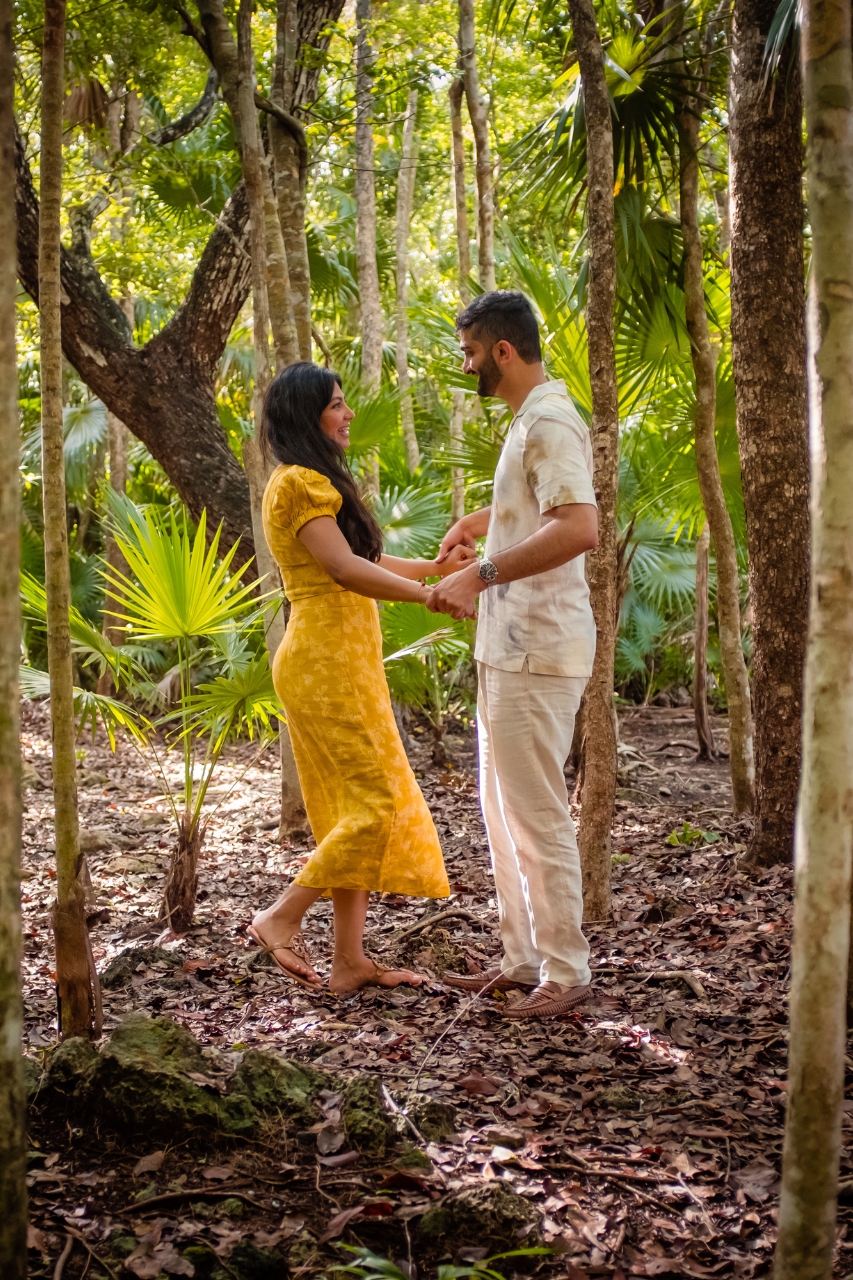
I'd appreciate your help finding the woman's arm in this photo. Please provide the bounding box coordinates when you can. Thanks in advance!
[297,517,434,604]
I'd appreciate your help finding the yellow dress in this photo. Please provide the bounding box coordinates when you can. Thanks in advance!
[262,464,450,899]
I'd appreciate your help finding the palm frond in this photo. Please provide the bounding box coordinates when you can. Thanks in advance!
[375,486,449,558]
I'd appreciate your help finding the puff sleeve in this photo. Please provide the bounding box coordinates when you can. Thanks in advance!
[266,467,342,539]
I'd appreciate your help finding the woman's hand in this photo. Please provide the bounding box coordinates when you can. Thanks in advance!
[434,543,478,578]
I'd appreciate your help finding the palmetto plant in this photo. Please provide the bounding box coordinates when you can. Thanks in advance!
[382,603,474,764]
[101,496,278,934]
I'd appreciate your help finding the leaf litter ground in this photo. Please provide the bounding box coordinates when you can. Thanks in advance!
[20,701,851,1279]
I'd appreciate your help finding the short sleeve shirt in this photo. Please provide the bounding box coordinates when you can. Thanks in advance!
[262,465,344,602]
[474,380,598,678]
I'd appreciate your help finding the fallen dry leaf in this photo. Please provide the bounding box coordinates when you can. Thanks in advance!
[132,1151,165,1177]
[201,1165,233,1181]
[457,1070,502,1096]
[26,1225,46,1251]
[319,1204,365,1243]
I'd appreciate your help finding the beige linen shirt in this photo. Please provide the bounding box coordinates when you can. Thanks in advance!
[475,379,597,678]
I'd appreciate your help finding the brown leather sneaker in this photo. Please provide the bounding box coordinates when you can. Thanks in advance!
[442,965,535,994]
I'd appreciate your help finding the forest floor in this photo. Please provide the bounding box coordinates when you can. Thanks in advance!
[19,698,847,1280]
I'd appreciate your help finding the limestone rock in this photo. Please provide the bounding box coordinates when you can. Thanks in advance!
[341,1075,395,1157]
[419,1181,540,1251]
[230,1050,326,1129]
[100,946,182,990]
[410,1096,457,1142]
[595,1084,644,1111]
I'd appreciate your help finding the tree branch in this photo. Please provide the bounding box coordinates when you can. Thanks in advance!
[146,67,220,146]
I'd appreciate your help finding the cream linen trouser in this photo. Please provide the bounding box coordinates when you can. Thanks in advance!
[477,660,591,989]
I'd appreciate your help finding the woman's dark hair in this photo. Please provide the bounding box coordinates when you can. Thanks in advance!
[261,362,383,562]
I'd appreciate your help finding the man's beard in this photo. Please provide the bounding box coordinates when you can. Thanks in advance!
[476,351,502,398]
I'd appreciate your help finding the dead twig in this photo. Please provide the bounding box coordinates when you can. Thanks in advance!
[553,1152,685,1218]
[53,1235,74,1280]
[391,906,478,942]
[117,1186,258,1213]
[63,1228,120,1280]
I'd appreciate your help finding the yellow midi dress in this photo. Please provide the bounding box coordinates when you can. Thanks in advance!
[262,464,450,899]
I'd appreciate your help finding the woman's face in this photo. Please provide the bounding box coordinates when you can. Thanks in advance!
[319,384,355,449]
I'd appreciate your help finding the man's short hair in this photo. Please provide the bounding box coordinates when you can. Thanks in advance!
[456,290,542,364]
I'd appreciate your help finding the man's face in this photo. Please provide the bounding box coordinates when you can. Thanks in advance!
[459,329,503,398]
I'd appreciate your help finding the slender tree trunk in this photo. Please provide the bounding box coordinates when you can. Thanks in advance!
[0,0,27,1269]
[40,0,100,1038]
[450,391,466,522]
[458,0,495,291]
[693,523,716,759]
[449,76,472,303]
[270,0,312,361]
[729,0,809,864]
[396,89,420,473]
[568,0,619,923]
[774,0,853,1268]
[97,297,131,696]
[355,0,384,391]
[678,106,755,815]
[263,159,299,371]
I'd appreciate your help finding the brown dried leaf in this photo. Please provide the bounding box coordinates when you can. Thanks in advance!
[132,1151,165,1177]
[457,1070,501,1096]
[201,1165,233,1181]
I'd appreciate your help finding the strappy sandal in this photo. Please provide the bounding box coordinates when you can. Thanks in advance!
[246,924,322,991]
[331,960,424,998]
[502,981,592,1020]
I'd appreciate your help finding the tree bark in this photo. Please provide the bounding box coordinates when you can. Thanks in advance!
[458,0,495,292]
[774,0,853,1268]
[693,523,716,759]
[0,0,27,1268]
[449,76,472,304]
[40,0,99,1038]
[450,390,466,522]
[355,0,384,392]
[263,158,300,371]
[270,0,312,361]
[396,89,420,472]
[729,0,809,863]
[568,0,619,923]
[678,100,755,816]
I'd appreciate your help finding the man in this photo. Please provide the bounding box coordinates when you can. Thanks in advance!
[425,290,598,1021]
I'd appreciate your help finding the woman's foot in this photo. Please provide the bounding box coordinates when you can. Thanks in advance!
[329,957,424,996]
[248,913,322,989]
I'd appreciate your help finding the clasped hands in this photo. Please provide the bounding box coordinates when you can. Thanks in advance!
[421,523,486,621]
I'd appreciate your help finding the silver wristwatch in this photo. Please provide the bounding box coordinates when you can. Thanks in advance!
[477,557,499,584]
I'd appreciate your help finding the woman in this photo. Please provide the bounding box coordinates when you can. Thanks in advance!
[248,362,475,995]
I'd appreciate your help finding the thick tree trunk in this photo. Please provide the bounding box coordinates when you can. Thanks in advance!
[679,107,755,816]
[458,0,495,291]
[396,89,420,473]
[449,77,473,303]
[693,523,716,759]
[40,0,99,1038]
[568,0,619,923]
[0,0,27,1269]
[270,0,312,361]
[355,0,384,392]
[774,0,853,1269]
[729,0,809,864]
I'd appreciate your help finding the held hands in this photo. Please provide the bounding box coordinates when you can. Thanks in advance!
[434,543,478,577]
[436,517,477,564]
[424,563,484,620]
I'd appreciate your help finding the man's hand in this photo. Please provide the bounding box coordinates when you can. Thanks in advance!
[435,543,478,577]
[425,563,484,620]
[437,518,477,564]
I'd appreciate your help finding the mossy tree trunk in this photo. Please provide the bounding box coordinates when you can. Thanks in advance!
[40,0,100,1038]
[678,64,755,815]
[774,0,853,1270]
[568,0,619,923]
[396,88,420,473]
[0,0,27,1269]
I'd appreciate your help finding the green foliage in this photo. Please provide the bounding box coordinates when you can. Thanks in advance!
[328,1244,551,1280]
[666,821,722,847]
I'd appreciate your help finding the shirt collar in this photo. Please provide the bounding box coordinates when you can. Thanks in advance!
[514,379,568,418]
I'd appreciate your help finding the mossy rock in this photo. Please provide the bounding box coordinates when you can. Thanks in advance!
[218,1239,289,1279]
[44,1036,99,1096]
[410,1096,457,1142]
[179,1245,216,1277]
[396,1144,432,1170]
[342,1075,395,1157]
[230,1050,326,1129]
[100,946,182,990]
[286,1233,319,1271]
[595,1085,644,1112]
[91,1015,256,1138]
[419,1181,540,1251]
[22,1055,45,1100]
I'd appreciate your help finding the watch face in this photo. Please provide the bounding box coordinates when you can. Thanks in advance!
[479,559,498,582]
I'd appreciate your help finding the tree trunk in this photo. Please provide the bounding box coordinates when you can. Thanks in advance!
[162,817,201,936]
[396,89,420,473]
[97,296,132,697]
[774,0,853,1268]
[0,0,27,1268]
[355,0,384,392]
[270,0,312,360]
[40,0,99,1038]
[263,158,300,371]
[568,0,619,923]
[729,0,809,864]
[450,390,466,522]
[678,105,755,816]
[449,76,472,303]
[458,0,495,291]
[693,523,716,759]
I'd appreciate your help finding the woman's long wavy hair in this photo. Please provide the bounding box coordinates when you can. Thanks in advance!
[261,362,383,562]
